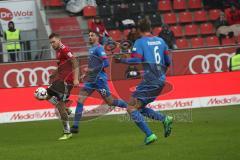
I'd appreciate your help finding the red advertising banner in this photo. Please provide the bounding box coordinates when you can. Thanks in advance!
[171,46,237,75]
[0,46,238,88]
[0,60,57,88]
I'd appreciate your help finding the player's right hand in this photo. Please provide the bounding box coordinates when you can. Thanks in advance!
[73,79,80,87]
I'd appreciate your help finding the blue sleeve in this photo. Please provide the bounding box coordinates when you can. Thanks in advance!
[163,42,171,67]
[164,54,171,67]
[102,58,109,68]
[97,46,109,68]
[120,57,142,64]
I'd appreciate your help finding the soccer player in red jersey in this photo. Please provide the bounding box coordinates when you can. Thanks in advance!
[47,33,79,140]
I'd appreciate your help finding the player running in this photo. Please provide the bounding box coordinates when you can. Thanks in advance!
[47,33,79,140]
[115,19,173,145]
[70,31,127,133]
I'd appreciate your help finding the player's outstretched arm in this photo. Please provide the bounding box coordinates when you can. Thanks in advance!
[114,54,142,64]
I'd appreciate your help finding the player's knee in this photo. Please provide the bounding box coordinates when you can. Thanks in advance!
[56,103,68,121]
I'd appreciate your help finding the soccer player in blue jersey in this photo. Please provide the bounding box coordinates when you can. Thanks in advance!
[70,31,127,133]
[116,19,173,145]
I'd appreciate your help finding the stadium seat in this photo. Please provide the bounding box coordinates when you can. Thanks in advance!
[200,23,214,35]
[109,0,122,4]
[178,11,193,23]
[113,4,122,15]
[83,6,97,17]
[188,0,202,10]
[108,29,122,41]
[149,14,162,27]
[152,27,162,36]
[98,5,112,17]
[205,36,220,47]
[143,1,157,13]
[185,24,198,36]
[209,9,221,21]
[158,0,172,12]
[173,0,187,11]
[170,25,184,37]
[103,17,117,30]
[221,37,236,45]
[128,2,141,15]
[190,37,204,48]
[42,0,63,7]
[163,13,177,25]
[176,39,189,48]
[96,0,109,5]
[193,10,208,22]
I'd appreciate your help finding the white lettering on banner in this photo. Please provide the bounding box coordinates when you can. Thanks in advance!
[0,8,13,20]
[207,97,240,105]
[1,12,10,18]
[189,53,234,74]
[10,111,57,121]
[3,66,57,88]
[148,100,194,110]
[174,100,193,108]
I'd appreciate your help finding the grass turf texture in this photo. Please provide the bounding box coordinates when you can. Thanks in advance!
[0,105,239,160]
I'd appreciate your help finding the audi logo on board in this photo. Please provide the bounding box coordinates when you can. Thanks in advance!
[188,53,234,74]
[3,66,57,88]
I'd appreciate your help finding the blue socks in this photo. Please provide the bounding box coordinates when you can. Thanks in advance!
[140,107,166,122]
[113,99,127,108]
[73,102,83,128]
[130,110,152,137]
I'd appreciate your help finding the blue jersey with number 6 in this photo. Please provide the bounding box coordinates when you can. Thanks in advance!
[131,36,170,84]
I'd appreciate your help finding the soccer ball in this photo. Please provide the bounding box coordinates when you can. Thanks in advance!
[34,87,48,100]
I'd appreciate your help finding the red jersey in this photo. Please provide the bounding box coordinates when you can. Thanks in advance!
[56,44,74,84]
[90,21,108,36]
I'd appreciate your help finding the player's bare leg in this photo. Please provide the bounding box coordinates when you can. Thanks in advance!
[56,101,72,140]
[102,95,127,110]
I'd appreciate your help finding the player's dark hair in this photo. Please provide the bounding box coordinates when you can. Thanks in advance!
[89,30,100,37]
[49,32,60,39]
[138,18,151,33]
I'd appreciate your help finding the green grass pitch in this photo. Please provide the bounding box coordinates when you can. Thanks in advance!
[0,105,239,160]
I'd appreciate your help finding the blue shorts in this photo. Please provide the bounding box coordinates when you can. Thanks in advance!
[83,77,111,97]
[132,80,164,107]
